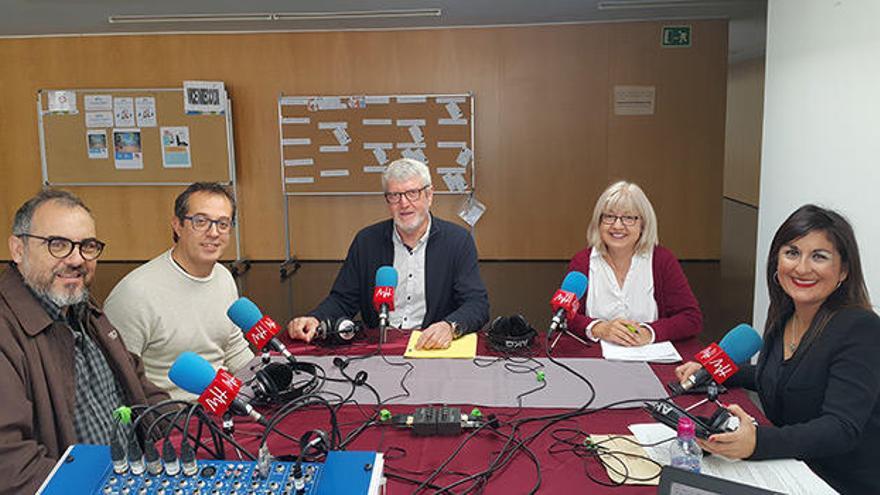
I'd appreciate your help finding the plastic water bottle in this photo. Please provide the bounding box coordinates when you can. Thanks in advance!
[669,416,702,473]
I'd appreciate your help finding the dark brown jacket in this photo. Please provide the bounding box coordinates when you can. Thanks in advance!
[0,265,169,494]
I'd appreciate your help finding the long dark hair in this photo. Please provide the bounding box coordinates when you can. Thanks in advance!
[765,204,872,337]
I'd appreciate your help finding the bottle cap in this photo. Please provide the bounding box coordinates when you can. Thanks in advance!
[677,416,696,439]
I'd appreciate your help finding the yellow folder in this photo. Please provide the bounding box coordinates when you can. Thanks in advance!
[404,331,478,359]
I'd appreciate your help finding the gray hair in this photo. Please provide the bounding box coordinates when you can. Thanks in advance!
[586,180,659,256]
[381,158,432,191]
[12,189,92,236]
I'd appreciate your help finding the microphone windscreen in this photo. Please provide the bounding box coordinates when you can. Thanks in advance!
[227,297,263,330]
[561,271,588,299]
[718,323,763,364]
[168,352,216,395]
[375,265,398,288]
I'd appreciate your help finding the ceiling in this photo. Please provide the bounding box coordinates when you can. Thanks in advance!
[1,0,767,60]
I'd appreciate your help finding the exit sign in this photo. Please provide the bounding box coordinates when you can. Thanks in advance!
[662,26,691,47]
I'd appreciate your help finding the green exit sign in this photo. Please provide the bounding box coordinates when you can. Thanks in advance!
[662,25,691,47]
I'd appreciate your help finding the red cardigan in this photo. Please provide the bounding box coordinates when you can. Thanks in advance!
[566,245,703,342]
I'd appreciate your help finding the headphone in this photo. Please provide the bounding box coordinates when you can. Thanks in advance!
[486,314,538,353]
[314,317,364,346]
[250,361,322,406]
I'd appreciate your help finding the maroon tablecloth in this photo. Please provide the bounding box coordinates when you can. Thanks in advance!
[208,330,765,494]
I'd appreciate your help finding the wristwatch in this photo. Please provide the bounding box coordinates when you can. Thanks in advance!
[446,320,463,339]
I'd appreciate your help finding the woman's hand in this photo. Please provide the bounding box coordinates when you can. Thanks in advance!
[696,404,757,459]
[674,361,702,383]
[593,319,651,346]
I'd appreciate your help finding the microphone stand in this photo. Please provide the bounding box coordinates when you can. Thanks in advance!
[549,320,592,351]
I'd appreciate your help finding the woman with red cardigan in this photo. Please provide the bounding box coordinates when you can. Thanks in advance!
[566,181,702,346]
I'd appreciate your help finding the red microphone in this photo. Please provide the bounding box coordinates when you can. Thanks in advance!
[373,266,398,328]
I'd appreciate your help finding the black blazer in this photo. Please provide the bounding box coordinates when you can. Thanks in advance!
[308,216,489,333]
[730,308,880,494]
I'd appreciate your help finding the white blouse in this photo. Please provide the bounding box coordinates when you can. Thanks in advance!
[584,248,658,342]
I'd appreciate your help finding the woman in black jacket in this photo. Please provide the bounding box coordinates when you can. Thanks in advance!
[676,204,880,494]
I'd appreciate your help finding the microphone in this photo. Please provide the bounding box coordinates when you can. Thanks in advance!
[372,266,398,328]
[548,271,588,336]
[670,323,763,395]
[228,297,296,364]
[169,352,266,424]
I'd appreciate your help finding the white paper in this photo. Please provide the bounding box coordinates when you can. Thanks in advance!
[458,195,485,227]
[47,90,77,113]
[86,130,108,159]
[437,167,467,175]
[308,97,344,111]
[408,125,424,144]
[184,80,226,114]
[84,94,112,111]
[401,148,428,164]
[439,118,468,126]
[113,97,135,127]
[436,96,466,104]
[371,147,388,165]
[284,158,314,167]
[396,96,426,104]
[280,96,309,106]
[332,127,351,146]
[396,143,426,149]
[85,111,114,128]
[363,165,387,173]
[135,96,157,127]
[601,340,682,363]
[285,177,314,184]
[113,128,142,169]
[456,147,474,166]
[318,122,347,129]
[282,138,311,146]
[320,169,350,177]
[282,117,310,124]
[160,126,191,168]
[365,96,390,105]
[320,145,348,153]
[363,119,392,126]
[363,142,393,150]
[442,173,468,192]
[614,85,656,116]
[628,423,837,495]
[445,102,463,120]
[397,119,426,127]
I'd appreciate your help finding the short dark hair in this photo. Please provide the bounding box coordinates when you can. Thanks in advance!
[13,189,91,236]
[172,182,236,242]
[765,204,872,338]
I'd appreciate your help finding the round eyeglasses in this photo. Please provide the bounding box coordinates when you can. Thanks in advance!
[600,214,640,226]
[17,234,106,260]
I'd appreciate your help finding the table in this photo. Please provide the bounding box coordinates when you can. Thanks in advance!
[210,330,765,494]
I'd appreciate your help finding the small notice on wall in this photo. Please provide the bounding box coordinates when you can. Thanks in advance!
[613,86,656,116]
[113,128,143,169]
[46,90,77,114]
[183,81,226,114]
[160,126,191,168]
[86,130,108,159]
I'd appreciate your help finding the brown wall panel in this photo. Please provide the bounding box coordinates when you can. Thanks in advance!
[0,21,727,261]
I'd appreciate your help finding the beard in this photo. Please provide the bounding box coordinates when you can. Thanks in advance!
[394,211,427,235]
[20,259,91,307]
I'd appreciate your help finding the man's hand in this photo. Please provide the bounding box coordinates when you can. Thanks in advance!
[593,319,650,346]
[415,321,455,350]
[287,316,320,343]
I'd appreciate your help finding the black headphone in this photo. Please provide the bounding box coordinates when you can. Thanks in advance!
[486,314,537,353]
[314,317,364,346]
[250,361,322,406]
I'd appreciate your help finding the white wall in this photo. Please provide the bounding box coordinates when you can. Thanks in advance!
[754,0,880,331]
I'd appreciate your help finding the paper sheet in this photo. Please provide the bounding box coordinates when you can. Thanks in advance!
[601,340,682,363]
[589,434,661,485]
[628,423,838,495]
[404,331,477,359]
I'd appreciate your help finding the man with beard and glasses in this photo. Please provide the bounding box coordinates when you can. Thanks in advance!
[0,190,169,495]
[286,158,489,350]
[104,182,253,400]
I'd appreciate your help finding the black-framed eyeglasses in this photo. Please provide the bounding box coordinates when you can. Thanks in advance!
[183,214,233,233]
[600,213,640,226]
[17,234,106,260]
[384,185,430,204]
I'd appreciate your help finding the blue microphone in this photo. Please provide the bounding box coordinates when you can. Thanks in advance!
[228,297,297,364]
[169,352,266,423]
[672,324,763,394]
[549,271,589,335]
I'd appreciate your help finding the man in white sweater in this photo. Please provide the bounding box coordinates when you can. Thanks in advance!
[104,182,254,400]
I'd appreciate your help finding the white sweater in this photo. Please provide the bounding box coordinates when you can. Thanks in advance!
[104,250,254,400]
